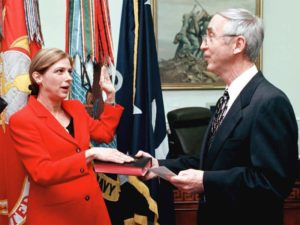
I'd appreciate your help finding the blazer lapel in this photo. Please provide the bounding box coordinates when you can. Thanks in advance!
[62,101,84,143]
[28,96,78,145]
[203,102,242,169]
[200,122,211,169]
[202,72,265,169]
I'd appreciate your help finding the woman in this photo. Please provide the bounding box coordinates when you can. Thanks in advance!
[9,48,132,224]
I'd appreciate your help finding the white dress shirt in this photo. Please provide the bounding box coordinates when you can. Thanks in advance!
[223,65,258,117]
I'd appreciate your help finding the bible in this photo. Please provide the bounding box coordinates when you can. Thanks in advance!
[93,157,152,176]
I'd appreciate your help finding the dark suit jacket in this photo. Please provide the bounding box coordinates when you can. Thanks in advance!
[161,72,298,225]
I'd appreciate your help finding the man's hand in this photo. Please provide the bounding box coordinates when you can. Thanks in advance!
[170,169,204,194]
[135,150,159,180]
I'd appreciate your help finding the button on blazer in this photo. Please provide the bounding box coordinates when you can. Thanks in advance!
[9,96,124,225]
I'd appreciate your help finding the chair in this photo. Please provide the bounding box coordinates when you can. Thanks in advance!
[162,107,211,225]
[167,107,211,159]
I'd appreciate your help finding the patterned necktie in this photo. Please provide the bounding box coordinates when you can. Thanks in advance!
[208,89,230,149]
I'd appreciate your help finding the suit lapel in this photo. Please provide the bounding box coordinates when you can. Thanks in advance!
[203,102,242,169]
[62,101,84,143]
[200,121,211,169]
[202,72,265,169]
[45,116,77,144]
[28,96,78,145]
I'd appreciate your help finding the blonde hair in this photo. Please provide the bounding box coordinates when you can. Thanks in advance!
[29,48,73,95]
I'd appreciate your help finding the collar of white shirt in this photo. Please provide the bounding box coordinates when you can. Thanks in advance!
[224,65,258,116]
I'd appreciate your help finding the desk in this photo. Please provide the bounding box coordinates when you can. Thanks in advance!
[173,180,300,225]
[284,180,300,225]
[173,190,199,225]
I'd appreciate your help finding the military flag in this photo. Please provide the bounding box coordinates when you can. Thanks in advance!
[66,1,161,224]
[66,0,114,108]
[116,0,168,159]
[107,0,170,224]
[0,0,43,224]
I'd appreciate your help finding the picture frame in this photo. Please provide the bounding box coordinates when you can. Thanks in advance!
[151,0,263,90]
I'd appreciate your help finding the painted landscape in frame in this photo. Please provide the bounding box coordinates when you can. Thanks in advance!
[152,0,262,90]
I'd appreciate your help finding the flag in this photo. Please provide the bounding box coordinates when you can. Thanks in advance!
[116,0,168,159]
[112,0,171,224]
[66,0,114,107]
[66,0,95,104]
[0,0,42,224]
[66,1,162,224]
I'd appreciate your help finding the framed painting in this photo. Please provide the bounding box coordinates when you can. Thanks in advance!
[151,0,262,90]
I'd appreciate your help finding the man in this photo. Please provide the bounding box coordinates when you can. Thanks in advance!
[137,8,298,225]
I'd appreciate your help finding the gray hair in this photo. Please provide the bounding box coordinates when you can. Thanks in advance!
[217,8,264,62]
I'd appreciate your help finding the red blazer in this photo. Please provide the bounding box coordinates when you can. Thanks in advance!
[9,96,124,225]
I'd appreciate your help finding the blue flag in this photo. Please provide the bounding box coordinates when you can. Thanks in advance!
[116,0,168,159]
[112,1,172,224]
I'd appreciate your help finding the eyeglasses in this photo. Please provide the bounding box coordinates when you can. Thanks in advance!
[201,34,237,45]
